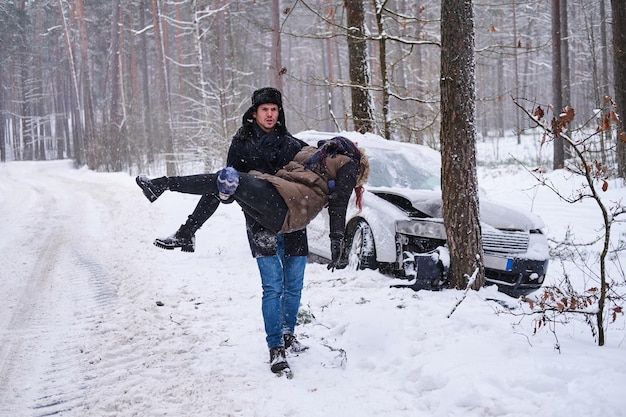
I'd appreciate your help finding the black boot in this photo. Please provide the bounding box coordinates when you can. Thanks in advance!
[136,174,169,203]
[154,219,197,252]
[284,333,309,353]
[269,347,292,378]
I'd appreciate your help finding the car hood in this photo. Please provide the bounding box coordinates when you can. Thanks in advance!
[368,188,545,232]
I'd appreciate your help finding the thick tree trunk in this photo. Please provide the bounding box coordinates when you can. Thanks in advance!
[440,0,484,290]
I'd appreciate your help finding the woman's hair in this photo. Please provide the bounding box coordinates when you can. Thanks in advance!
[356,149,370,187]
[354,148,370,212]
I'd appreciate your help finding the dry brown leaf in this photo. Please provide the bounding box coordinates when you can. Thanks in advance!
[562,106,575,123]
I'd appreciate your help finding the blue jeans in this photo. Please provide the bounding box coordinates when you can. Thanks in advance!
[256,235,307,349]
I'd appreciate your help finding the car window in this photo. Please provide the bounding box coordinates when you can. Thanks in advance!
[366,149,441,191]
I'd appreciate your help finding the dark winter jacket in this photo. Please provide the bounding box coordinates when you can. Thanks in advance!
[227,117,306,175]
[252,146,358,238]
[227,120,309,257]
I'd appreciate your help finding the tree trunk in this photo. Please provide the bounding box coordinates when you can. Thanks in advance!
[151,0,176,175]
[598,0,610,163]
[57,0,84,166]
[440,0,485,290]
[513,0,521,144]
[215,0,229,138]
[561,0,572,158]
[0,44,5,162]
[552,0,564,169]
[76,0,96,168]
[374,2,390,139]
[109,0,124,171]
[138,0,154,164]
[270,0,283,89]
[345,0,374,133]
[561,0,571,108]
[612,0,626,178]
[324,0,339,131]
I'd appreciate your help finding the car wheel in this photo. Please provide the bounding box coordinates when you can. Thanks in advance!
[346,220,377,270]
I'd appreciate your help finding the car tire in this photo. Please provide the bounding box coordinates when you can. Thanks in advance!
[345,220,377,270]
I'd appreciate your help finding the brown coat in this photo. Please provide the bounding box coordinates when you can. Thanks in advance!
[250,146,354,233]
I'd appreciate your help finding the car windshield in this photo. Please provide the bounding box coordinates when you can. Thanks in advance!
[365,148,441,191]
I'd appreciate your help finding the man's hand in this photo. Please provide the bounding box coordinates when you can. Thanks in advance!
[327,238,343,271]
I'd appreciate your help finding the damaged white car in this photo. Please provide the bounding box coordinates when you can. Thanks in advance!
[297,131,550,297]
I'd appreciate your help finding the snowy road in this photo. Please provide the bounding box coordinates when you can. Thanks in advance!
[0,161,126,415]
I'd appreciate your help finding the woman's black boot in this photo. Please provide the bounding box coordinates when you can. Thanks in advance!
[136,175,169,203]
[153,218,198,252]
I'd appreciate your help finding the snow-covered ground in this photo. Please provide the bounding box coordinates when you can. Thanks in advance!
[0,134,625,416]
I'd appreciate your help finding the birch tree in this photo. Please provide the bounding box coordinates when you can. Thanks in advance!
[57,0,84,166]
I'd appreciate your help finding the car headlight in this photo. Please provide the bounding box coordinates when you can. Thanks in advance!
[395,219,447,240]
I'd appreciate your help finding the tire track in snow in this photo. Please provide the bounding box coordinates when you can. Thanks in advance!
[0,162,118,416]
[28,244,118,417]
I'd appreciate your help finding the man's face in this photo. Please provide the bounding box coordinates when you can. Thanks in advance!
[253,103,279,133]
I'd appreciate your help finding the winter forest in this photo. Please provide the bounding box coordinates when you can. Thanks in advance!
[1,0,624,178]
[2,1,626,404]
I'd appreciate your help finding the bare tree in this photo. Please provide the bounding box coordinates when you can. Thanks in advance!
[612,0,626,177]
[345,0,374,133]
[270,0,283,89]
[552,0,565,169]
[109,0,124,171]
[76,0,96,168]
[373,0,391,139]
[151,0,175,176]
[57,0,84,166]
[138,0,154,164]
[514,99,626,347]
[440,0,484,290]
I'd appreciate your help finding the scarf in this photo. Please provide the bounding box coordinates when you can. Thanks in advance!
[304,136,361,174]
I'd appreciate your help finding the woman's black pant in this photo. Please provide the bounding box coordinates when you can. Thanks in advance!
[167,173,288,233]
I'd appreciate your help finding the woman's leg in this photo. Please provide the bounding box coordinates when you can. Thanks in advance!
[167,173,220,195]
[234,174,289,233]
[170,172,290,233]
[139,171,289,233]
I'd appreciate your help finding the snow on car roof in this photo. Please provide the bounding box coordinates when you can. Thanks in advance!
[295,130,442,191]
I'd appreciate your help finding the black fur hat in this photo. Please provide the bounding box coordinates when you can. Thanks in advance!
[242,87,287,134]
[251,87,283,109]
